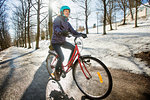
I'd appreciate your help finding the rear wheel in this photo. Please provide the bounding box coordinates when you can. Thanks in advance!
[73,56,112,99]
[46,53,58,78]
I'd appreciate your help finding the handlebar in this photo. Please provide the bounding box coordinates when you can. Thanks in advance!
[66,33,87,44]
[74,37,78,44]
[74,36,87,44]
[67,35,87,53]
[66,35,78,44]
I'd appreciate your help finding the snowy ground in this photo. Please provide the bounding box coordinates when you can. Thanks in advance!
[69,17,150,76]
[1,17,150,76]
[0,17,150,100]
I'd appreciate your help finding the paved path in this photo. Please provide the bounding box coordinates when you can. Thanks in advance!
[0,47,150,100]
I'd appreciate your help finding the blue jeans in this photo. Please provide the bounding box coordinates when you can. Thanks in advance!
[52,42,75,71]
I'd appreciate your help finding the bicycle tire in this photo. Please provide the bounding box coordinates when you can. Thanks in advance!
[46,53,57,78]
[73,56,112,99]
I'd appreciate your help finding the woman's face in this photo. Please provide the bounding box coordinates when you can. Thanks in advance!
[63,9,70,17]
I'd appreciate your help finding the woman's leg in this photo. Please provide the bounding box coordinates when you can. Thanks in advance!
[62,42,75,62]
[52,44,64,71]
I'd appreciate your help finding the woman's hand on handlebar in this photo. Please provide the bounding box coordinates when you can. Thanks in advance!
[81,33,87,38]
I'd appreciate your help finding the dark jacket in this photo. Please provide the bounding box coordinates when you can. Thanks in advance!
[51,16,81,44]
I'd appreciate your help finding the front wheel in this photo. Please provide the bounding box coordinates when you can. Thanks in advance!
[73,56,112,99]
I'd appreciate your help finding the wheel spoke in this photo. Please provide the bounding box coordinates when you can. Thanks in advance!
[46,54,58,78]
[73,56,112,99]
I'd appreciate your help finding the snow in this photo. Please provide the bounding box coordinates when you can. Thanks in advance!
[68,17,150,76]
[1,17,150,76]
[80,17,150,75]
[0,49,9,61]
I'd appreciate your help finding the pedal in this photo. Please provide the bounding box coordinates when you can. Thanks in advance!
[61,71,66,78]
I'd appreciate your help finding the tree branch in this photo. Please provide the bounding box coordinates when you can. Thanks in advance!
[0,0,6,9]
[40,14,48,23]
[31,1,38,11]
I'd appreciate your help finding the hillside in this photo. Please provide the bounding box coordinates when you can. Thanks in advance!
[1,17,150,76]
[70,17,150,76]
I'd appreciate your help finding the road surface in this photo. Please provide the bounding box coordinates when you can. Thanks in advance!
[0,47,150,100]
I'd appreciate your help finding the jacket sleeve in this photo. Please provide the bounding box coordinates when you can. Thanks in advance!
[53,17,62,35]
[68,23,82,37]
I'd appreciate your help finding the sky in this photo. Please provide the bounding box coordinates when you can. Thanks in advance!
[6,0,149,39]
[42,0,150,29]
[6,0,20,39]
[44,0,112,29]
[142,0,149,3]
[7,0,98,37]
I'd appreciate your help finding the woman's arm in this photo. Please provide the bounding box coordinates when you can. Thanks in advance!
[68,23,82,37]
[53,17,62,35]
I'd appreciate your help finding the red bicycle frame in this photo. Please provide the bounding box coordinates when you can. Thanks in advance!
[50,37,92,79]
[59,40,92,79]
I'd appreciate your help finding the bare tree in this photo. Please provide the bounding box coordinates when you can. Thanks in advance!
[20,0,28,48]
[0,0,11,50]
[31,0,48,49]
[97,0,123,34]
[135,0,142,27]
[12,0,32,48]
[45,19,48,40]
[117,0,128,25]
[106,0,114,30]
[135,0,138,27]
[48,0,53,50]
[41,19,48,40]
[12,8,21,47]
[97,0,108,35]
[36,0,40,49]
[103,0,107,35]
[41,29,45,40]
[128,0,134,20]
[72,0,91,34]
[27,0,32,48]
[98,0,119,32]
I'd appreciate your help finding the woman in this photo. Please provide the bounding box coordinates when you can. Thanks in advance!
[51,6,87,81]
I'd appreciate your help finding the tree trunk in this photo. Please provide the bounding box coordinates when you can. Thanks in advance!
[17,17,20,47]
[109,19,113,30]
[118,0,127,25]
[103,0,106,35]
[71,0,90,34]
[24,16,27,48]
[1,22,5,49]
[109,0,113,30]
[48,0,53,50]
[21,29,24,47]
[0,30,3,49]
[129,7,133,20]
[21,20,24,47]
[36,0,40,49]
[17,32,19,47]
[85,16,88,34]
[27,0,31,48]
[85,0,89,34]
[135,0,138,27]
[128,0,134,20]
[123,8,126,25]
[46,20,48,40]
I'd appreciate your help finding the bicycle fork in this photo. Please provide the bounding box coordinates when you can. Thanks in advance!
[78,58,92,80]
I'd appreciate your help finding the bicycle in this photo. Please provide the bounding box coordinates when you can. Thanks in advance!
[46,36,112,99]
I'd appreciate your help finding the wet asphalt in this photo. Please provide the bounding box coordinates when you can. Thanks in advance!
[0,47,150,100]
